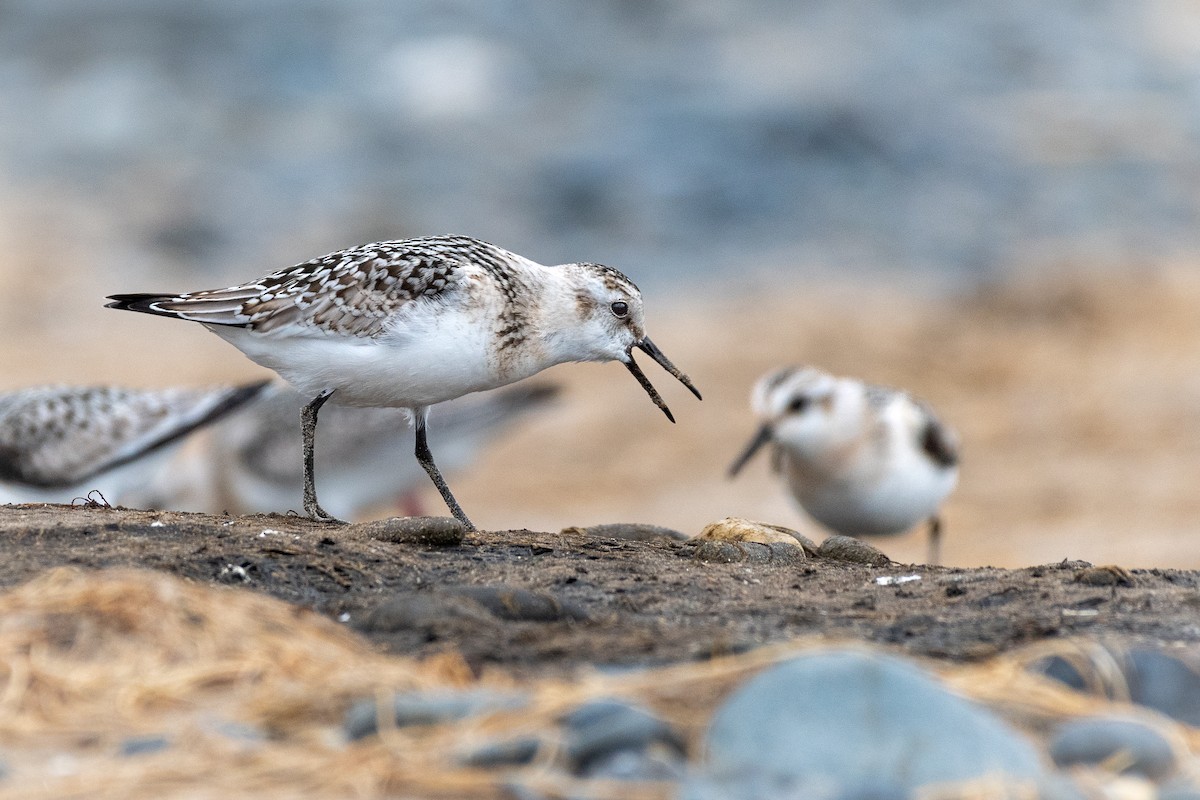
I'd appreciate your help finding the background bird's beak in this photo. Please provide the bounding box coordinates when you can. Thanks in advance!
[728,424,773,477]
[624,336,702,423]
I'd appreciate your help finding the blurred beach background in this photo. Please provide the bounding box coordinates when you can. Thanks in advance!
[1,1,1199,568]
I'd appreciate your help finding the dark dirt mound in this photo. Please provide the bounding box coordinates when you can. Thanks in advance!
[3,504,1197,676]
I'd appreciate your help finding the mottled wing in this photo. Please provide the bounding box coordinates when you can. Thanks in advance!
[0,383,269,488]
[111,241,469,339]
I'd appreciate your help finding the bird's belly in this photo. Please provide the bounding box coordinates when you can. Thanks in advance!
[209,322,539,409]
[787,462,958,537]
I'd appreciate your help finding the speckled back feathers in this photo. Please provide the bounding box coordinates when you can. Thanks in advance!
[109,236,543,339]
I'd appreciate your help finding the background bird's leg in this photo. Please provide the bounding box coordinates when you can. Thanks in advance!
[413,407,475,531]
[927,515,942,566]
[301,389,343,522]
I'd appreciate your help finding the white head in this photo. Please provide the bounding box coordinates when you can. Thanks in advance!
[558,262,702,422]
[729,366,867,473]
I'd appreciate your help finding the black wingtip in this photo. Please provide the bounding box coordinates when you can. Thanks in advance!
[105,293,181,318]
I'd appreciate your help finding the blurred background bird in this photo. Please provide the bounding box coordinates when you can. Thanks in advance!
[147,382,559,521]
[0,382,269,507]
[729,366,958,565]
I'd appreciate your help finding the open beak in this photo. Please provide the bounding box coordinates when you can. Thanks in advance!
[728,423,773,477]
[623,336,702,423]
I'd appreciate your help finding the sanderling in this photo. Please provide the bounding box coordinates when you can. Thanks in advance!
[107,235,700,529]
[154,382,558,520]
[729,366,958,564]
[0,382,269,507]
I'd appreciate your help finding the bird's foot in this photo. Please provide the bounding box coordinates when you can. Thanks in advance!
[304,501,347,525]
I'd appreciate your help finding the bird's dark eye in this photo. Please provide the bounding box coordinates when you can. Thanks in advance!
[787,396,810,414]
[610,301,629,318]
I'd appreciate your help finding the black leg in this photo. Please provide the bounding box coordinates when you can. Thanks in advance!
[301,389,343,523]
[414,410,475,531]
[927,515,942,566]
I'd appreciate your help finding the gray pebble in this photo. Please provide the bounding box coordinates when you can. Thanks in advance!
[351,515,465,546]
[120,735,171,756]
[562,523,689,542]
[562,698,685,776]
[817,536,891,565]
[1049,716,1175,779]
[460,736,541,768]
[344,689,529,741]
[696,650,1044,796]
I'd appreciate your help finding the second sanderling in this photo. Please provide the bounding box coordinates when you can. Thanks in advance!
[107,235,700,529]
[152,382,558,520]
[0,382,269,507]
[729,365,958,564]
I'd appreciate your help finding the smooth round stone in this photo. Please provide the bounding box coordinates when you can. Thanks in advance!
[351,516,466,546]
[562,698,685,775]
[817,536,890,566]
[1049,716,1176,780]
[697,650,1045,795]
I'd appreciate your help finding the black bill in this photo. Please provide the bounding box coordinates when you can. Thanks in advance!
[728,423,773,477]
[623,336,702,423]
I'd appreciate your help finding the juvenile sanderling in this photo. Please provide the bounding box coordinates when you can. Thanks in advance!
[107,235,700,529]
[728,366,958,564]
[0,382,269,507]
[152,382,558,520]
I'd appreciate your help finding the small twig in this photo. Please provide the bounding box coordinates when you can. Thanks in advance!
[70,490,112,509]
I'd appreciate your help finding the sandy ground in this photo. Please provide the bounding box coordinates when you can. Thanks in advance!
[3,263,1200,568]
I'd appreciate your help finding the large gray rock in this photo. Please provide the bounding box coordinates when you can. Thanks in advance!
[689,649,1045,798]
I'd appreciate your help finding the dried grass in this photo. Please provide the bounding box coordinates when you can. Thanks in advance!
[0,569,1194,799]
